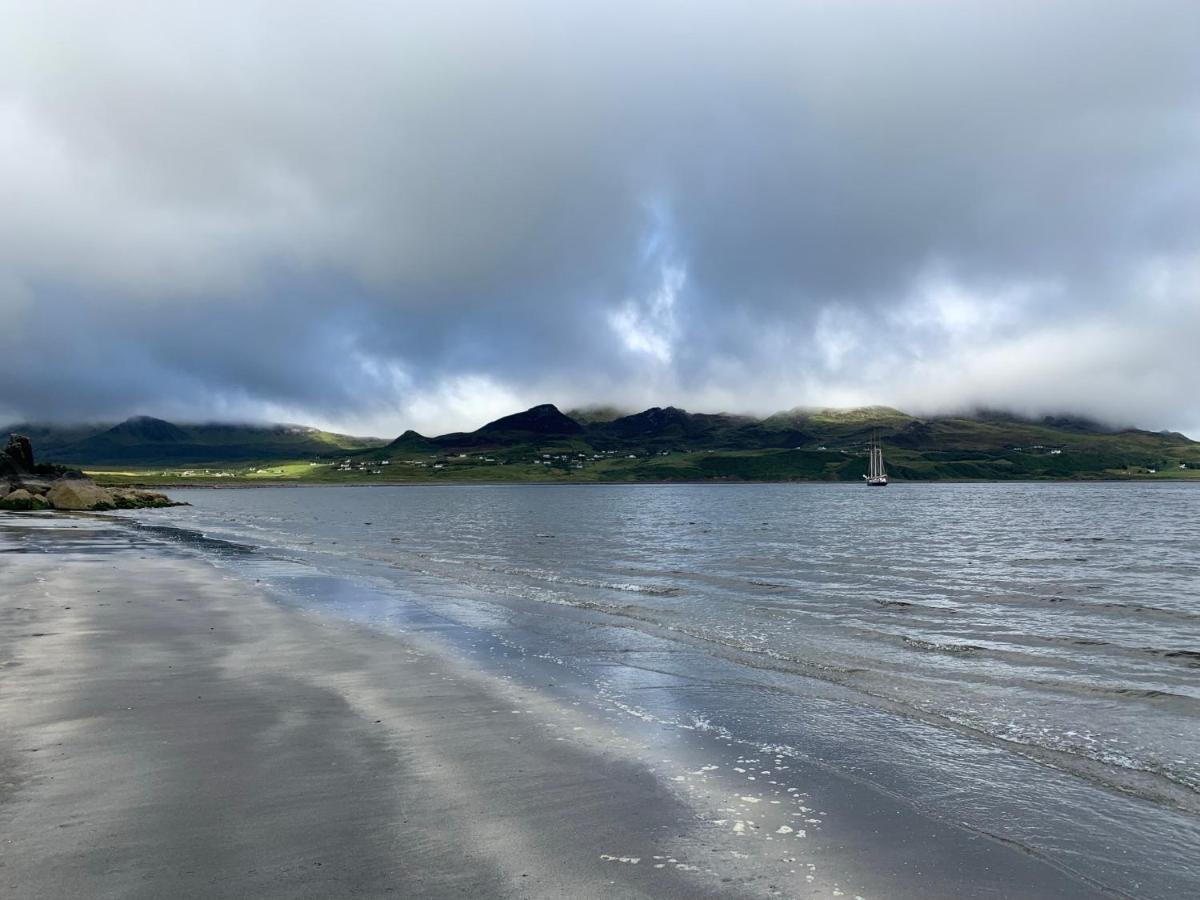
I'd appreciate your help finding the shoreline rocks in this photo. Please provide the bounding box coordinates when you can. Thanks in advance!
[45,479,114,511]
[0,488,49,511]
[1,434,182,512]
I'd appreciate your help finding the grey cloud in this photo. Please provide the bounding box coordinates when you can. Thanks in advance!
[1,1,1198,436]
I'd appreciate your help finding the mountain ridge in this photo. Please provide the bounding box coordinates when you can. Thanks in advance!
[7,405,1197,479]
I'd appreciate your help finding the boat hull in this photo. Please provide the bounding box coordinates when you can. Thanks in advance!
[866,476,888,486]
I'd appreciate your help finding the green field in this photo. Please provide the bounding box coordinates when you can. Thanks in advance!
[89,441,1200,487]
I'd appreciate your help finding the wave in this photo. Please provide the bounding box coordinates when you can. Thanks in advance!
[1030,633,1200,671]
[1151,648,1200,667]
[936,706,1200,806]
[902,636,983,653]
[1101,601,1200,623]
[1027,678,1196,704]
[409,553,682,596]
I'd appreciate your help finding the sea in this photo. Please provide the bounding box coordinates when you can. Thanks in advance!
[123,482,1200,896]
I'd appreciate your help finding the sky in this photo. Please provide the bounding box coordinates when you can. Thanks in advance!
[2,1,1199,438]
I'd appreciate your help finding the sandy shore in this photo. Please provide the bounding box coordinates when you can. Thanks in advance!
[0,512,1105,898]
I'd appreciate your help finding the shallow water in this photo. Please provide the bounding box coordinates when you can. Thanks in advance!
[128,482,1200,895]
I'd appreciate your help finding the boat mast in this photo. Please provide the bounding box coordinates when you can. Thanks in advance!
[866,430,884,481]
[864,429,888,484]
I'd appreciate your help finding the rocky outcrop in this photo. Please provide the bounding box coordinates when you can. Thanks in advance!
[1,433,181,512]
[2,434,34,472]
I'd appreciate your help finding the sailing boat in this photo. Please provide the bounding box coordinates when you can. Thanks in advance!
[864,432,888,486]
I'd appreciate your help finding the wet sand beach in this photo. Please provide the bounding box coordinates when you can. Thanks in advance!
[0,512,1114,898]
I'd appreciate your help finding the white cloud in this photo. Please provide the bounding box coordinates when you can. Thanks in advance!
[608,265,685,364]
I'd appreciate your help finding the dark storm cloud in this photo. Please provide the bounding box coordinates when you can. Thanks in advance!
[2,1,1199,436]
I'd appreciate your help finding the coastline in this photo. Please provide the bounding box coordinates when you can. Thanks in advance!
[89,476,1200,489]
[0,511,1121,897]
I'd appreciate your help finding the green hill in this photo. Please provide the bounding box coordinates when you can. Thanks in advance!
[383,430,440,454]
[370,403,1199,482]
[4,417,385,465]
[10,405,1199,483]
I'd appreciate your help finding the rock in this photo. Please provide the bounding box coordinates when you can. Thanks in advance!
[3,434,34,472]
[1,488,49,511]
[2,434,79,481]
[111,489,177,509]
[46,480,116,511]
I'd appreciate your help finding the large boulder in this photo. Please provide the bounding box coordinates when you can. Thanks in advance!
[45,480,116,511]
[1,488,49,511]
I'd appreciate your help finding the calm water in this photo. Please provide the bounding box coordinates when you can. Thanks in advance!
[129,482,1200,895]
